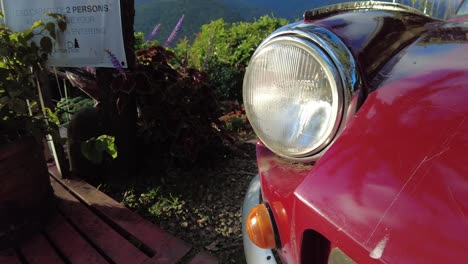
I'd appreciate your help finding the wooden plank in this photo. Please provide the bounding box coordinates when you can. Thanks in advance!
[0,249,21,264]
[50,177,149,264]
[45,213,108,264]
[143,236,196,264]
[20,232,64,264]
[188,251,219,264]
[49,169,191,263]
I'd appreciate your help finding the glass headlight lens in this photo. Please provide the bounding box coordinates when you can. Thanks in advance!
[243,36,343,158]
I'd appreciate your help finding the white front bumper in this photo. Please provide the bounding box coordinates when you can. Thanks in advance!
[242,175,278,264]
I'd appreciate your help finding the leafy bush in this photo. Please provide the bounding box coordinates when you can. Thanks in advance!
[204,59,245,101]
[134,45,225,167]
[178,15,288,100]
[134,31,159,51]
[134,31,146,50]
[0,13,66,144]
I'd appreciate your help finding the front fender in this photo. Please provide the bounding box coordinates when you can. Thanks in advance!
[293,21,468,263]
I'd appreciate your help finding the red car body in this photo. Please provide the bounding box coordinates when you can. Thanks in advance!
[243,2,468,263]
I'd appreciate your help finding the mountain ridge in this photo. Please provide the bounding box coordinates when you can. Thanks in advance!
[134,0,348,45]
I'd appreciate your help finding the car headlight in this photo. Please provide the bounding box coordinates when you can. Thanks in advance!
[243,27,360,160]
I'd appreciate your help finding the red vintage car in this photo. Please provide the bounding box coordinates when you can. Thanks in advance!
[242,1,468,263]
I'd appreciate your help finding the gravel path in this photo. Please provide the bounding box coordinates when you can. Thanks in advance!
[97,143,258,263]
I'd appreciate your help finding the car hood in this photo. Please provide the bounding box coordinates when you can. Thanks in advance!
[293,21,468,263]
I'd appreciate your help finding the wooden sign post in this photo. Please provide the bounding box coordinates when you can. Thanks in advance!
[95,0,136,178]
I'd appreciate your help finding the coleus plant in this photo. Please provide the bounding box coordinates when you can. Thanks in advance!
[134,45,225,166]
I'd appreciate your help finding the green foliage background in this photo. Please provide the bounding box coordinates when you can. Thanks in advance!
[133,0,351,46]
[134,0,243,47]
[177,15,288,100]
[135,15,287,101]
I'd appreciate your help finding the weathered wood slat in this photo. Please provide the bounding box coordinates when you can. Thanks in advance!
[20,232,64,264]
[45,213,108,264]
[188,251,219,264]
[49,168,191,263]
[151,236,194,264]
[50,177,149,264]
[142,236,196,264]
[0,249,21,264]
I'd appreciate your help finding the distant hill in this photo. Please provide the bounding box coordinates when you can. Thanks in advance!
[133,0,356,45]
[134,0,242,45]
[135,0,153,5]
[220,0,347,21]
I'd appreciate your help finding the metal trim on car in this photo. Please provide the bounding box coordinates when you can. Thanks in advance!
[242,175,278,264]
[251,24,362,162]
[257,25,361,95]
[246,35,345,159]
[304,1,429,21]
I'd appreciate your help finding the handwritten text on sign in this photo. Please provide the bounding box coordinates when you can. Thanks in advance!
[1,0,127,68]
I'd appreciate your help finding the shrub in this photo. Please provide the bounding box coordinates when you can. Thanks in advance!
[134,46,226,167]
[0,12,66,144]
[134,31,159,51]
[203,59,244,101]
[179,15,288,101]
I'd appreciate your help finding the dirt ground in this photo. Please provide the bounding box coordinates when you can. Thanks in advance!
[95,142,258,263]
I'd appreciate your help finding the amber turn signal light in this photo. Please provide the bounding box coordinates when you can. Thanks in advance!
[246,203,276,249]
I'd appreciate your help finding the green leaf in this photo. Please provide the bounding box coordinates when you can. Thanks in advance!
[22,29,34,41]
[94,138,108,152]
[44,107,60,125]
[40,37,53,53]
[58,21,67,32]
[80,135,118,164]
[96,135,118,159]
[98,135,118,159]
[45,22,56,39]
[46,13,65,21]
[32,20,45,30]
[81,139,103,164]
[9,33,19,42]
[0,12,3,19]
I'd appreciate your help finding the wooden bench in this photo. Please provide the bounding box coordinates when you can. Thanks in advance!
[0,165,218,264]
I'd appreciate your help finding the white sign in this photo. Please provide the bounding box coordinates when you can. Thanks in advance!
[1,0,127,68]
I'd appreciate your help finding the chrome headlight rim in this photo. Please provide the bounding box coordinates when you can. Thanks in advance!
[244,25,362,162]
[244,35,344,158]
[258,25,361,95]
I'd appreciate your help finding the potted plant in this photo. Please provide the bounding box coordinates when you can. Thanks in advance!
[0,12,66,248]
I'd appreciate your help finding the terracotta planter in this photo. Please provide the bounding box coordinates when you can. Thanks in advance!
[0,138,54,249]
